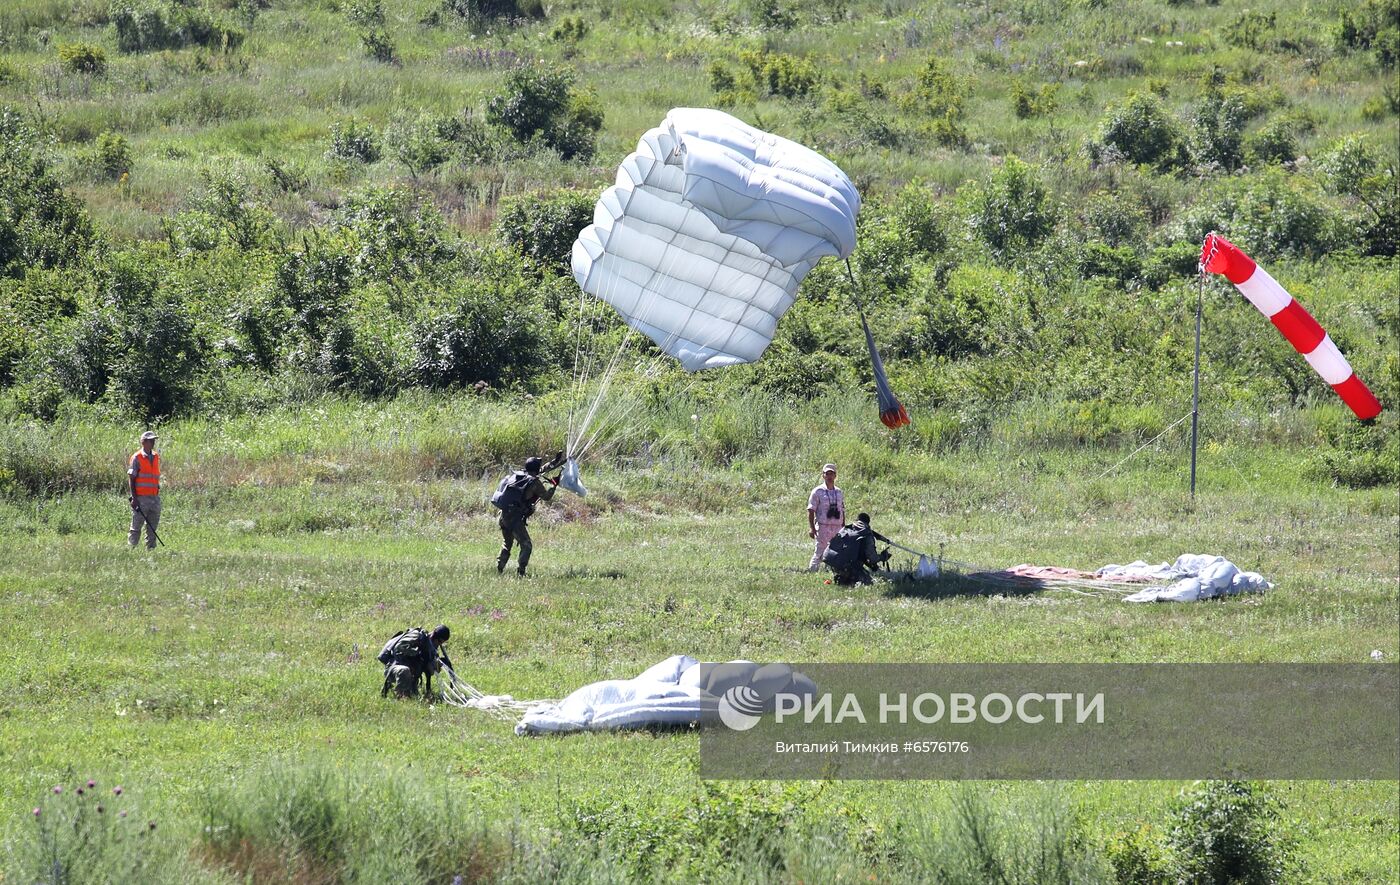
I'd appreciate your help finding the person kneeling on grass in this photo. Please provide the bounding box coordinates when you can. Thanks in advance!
[378,625,451,699]
[821,513,891,586]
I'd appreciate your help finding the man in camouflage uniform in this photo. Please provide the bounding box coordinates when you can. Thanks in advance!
[822,513,890,586]
[378,624,451,699]
[495,455,558,577]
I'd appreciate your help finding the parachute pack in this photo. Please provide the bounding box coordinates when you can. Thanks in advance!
[490,471,534,512]
[378,628,434,674]
[822,524,867,570]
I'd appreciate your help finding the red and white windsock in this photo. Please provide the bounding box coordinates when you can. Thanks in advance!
[1200,233,1382,421]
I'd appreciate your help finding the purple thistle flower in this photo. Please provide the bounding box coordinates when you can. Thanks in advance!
[113,786,123,796]
[87,780,96,789]
[32,808,40,817]
[77,788,84,796]
[97,805,104,814]
[52,786,62,795]
[119,811,127,818]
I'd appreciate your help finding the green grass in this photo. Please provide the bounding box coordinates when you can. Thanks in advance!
[0,394,1395,880]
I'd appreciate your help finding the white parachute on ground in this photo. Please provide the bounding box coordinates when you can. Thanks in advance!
[513,655,816,735]
[571,108,860,372]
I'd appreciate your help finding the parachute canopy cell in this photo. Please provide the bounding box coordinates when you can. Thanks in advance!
[571,109,861,372]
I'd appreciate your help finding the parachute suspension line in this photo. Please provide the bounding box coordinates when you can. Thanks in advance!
[844,260,910,429]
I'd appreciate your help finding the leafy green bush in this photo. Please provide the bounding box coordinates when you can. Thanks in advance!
[411,278,547,390]
[495,190,593,272]
[1010,78,1058,118]
[1309,416,1398,487]
[326,119,381,163]
[1190,86,1249,171]
[740,48,820,99]
[112,2,244,53]
[1246,117,1298,165]
[961,156,1058,258]
[436,0,544,24]
[334,185,454,281]
[57,41,107,75]
[1168,781,1291,884]
[383,111,458,175]
[1094,93,1187,170]
[78,130,133,180]
[485,65,603,160]
[1334,0,1400,70]
[1104,825,1173,885]
[0,108,95,278]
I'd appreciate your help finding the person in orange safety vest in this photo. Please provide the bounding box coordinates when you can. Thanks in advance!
[127,430,162,549]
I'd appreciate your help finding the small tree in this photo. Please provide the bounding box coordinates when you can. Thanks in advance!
[485,66,603,161]
[1095,93,1186,170]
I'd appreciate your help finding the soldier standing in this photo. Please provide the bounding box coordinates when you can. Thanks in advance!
[493,455,559,576]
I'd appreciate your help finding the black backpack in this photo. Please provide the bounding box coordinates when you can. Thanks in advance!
[822,524,866,570]
[490,470,534,511]
[378,628,434,674]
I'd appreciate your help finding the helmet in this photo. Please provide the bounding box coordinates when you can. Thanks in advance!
[431,624,450,644]
[524,457,543,474]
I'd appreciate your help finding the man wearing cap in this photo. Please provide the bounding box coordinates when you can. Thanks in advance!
[806,463,845,571]
[495,455,558,576]
[127,431,162,549]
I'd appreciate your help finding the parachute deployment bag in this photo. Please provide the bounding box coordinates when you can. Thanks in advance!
[490,471,534,511]
[822,525,863,570]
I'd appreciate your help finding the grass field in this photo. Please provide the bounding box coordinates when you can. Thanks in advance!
[1,395,1396,881]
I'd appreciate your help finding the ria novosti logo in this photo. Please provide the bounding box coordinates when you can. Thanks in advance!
[717,685,766,731]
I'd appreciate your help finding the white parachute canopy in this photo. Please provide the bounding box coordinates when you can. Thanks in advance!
[571,108,860,373]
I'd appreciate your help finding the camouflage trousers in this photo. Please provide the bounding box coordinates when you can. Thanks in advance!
[382,663,422,698]
[128,495,161,549]
[497,512,532,574]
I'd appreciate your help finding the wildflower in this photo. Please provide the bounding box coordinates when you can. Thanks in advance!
[113,786,123,796]
[32,808,40,817]
[87,780,96,789]
[97,805,104,814]
[52,785,62,795]
[77,788,84,796]
[120,811,127,818]
[148,821,157,830]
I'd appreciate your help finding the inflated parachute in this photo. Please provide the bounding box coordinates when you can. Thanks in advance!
[570,108,908,432]
[1201,233,1382,421]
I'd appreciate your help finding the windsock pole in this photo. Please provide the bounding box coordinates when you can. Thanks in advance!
[1190,267,1204,499]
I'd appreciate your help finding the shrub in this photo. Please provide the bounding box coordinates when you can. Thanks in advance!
[1245,117,1298,166]
[1079,191,1147,247]
[1168,781,1291,884]
[1095,93,1187,170]
[334,185,454,282]
[1010,78,1058,118]
[1316,134,1380,196]
[436,0,544,24]
[0,109,95,278]
[112,3,244,53]
[383,112,458,175]
[485,65,603,160]
[165,167,275,252]
[495,190,593,272]
[962,156,1058,257]
[740,48,820,99]
[1309,416,1398,487]
[109,290,207,419]
[1079,241,1141,284]
[80,130,133,180]
[325,119,380,163]
[1141,241,1201,288]
[412,281,547,390]
[57,41,107,75]
[1191,87,1249,172]
[1224,10,1276,50]
[1334,0,1400,70]
[748,0,798,30]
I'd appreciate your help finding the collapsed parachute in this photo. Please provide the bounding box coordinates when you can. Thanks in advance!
[568,108,908,447]
[1201,233,1382,421]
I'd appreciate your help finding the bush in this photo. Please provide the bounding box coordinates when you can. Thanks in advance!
[1168,781,1291,884]
[57,41,107,75]
[436,0,544,24]
[0,108,95,278]
[334,185,454,282]
[112,3,244,53]
[495,190,593,272]
[1010,78,1058,118]
[1309,417,1398,488]
[740,49,820,99]
[411,280,547,390]
[485,65,602,161]
[1095,93,1187,170]
[325,119,381,164]
[383,111,459,175]
[79,130,133,180]
[961,156,1058,258]
[1245,117,1298,166]
[1190,87,1249,172]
